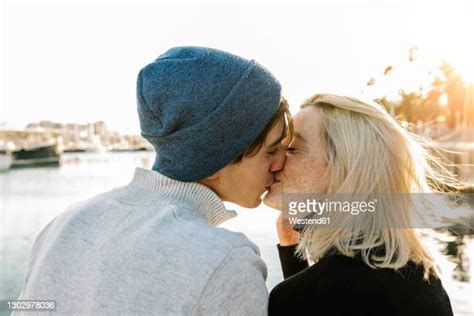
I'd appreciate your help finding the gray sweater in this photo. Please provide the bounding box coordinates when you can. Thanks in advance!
[16,167,268,315]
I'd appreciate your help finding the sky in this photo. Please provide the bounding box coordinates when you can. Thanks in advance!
[2,0,473,134]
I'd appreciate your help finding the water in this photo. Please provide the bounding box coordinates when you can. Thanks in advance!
[0,152,472,315]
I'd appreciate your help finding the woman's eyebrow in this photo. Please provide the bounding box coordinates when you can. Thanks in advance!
[294,132,307,143]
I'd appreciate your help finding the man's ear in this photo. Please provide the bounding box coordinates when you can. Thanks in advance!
[205,170,221,181]
[199,167,223,186]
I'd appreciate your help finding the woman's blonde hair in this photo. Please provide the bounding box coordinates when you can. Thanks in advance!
[297,93,462,279]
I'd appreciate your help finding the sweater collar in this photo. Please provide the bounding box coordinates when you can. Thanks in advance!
[124,167,237,226]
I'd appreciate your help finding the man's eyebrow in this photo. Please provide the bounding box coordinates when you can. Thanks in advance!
[267,126,289,147]
[267,134,286,147]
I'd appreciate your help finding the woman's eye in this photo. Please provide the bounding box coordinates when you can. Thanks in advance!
[285,147,297,153]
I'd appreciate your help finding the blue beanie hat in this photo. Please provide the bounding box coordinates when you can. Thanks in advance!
[137,46,282,182]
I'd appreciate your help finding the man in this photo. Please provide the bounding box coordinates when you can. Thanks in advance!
[16,46,292,315]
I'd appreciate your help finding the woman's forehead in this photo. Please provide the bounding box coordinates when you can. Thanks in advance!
[294,106,321,135]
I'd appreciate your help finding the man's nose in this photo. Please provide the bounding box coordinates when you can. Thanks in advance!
[270,149,286,172]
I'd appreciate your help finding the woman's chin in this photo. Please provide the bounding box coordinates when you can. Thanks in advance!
[263,190,282,210]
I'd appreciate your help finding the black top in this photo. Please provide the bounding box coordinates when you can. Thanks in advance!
[269,244,453,316]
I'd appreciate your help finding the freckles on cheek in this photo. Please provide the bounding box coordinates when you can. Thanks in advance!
[313,155,329,176]
[288,158,305,175]
[282,160,302,185]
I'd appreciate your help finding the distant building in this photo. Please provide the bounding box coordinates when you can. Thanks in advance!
[2,120,152,152]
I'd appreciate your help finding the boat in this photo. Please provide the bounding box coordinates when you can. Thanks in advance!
[0,150,13,171]
[11,143,61,168]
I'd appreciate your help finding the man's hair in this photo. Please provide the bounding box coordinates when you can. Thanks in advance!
[233,97,293,163]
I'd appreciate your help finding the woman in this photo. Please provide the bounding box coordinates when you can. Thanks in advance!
[264,94,458,316]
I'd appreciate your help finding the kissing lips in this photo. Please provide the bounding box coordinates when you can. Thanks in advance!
[265,179,281,191]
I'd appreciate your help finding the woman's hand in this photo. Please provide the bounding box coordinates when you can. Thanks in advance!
[276,213,301,246]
